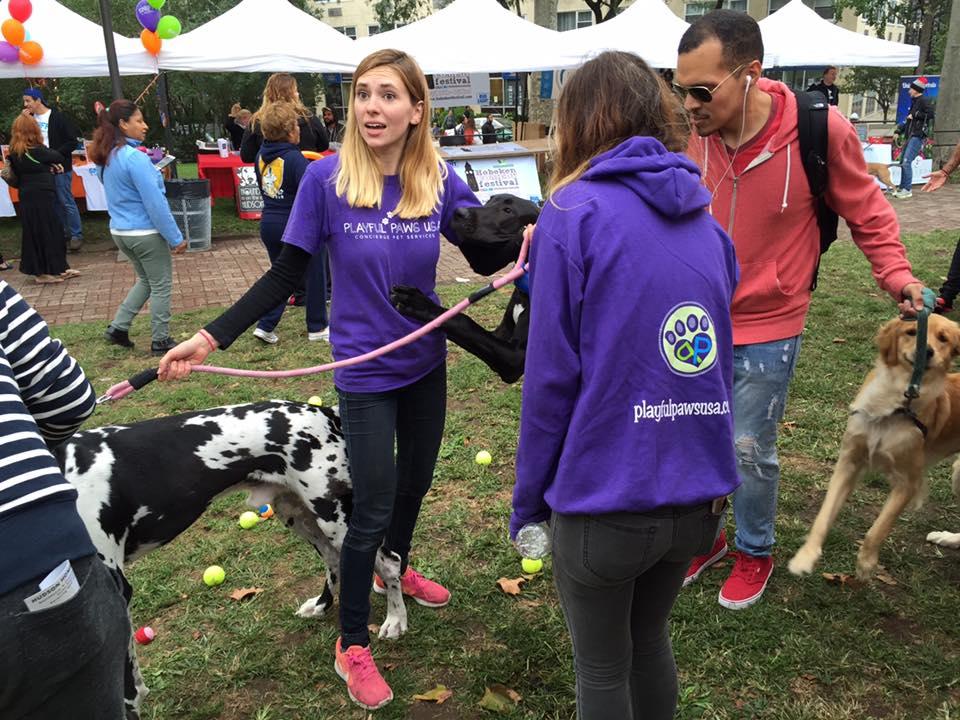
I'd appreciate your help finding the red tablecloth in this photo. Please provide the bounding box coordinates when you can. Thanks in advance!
[196,152,250,200]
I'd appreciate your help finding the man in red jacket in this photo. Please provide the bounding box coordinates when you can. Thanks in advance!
[674,10,925,610]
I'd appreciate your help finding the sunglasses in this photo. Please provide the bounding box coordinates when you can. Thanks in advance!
[673,63,747,103]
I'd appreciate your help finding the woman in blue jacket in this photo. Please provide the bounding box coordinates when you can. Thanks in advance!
[89,100,185,356]
[510,52,740,720]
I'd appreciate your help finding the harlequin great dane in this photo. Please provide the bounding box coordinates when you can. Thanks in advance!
[392,194,540,384]
[56,400,404,719]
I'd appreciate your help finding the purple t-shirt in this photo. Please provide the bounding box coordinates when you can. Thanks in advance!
[282,156,480,392]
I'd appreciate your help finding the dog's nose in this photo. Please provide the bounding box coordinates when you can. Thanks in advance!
[927,347,935,360]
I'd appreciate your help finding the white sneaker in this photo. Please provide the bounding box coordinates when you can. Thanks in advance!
[308,328,330,342]
[253,327,279,344]
[892,189,913,199]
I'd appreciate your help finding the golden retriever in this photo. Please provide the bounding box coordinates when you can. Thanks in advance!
[789,314,960,580]
[866,162,896,190]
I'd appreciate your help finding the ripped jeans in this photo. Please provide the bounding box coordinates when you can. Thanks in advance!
[731,335,802,557]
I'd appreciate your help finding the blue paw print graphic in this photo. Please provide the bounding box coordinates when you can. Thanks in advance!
[660,304,718,376]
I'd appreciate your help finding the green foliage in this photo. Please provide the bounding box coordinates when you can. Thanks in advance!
[373,0,430,31]
[583,0,624,23]
[840,66,907,122]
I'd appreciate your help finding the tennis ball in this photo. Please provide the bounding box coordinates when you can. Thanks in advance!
[238,511,259,529]
[307,395,323,406]
[522,557,543,574]
[203,565,225,586]
[475,450,492,465]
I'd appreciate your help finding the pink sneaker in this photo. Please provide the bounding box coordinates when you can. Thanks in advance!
[683,528,728,587]
[718,552,774,610]
[373,566,451,608]
[334,638,393,710]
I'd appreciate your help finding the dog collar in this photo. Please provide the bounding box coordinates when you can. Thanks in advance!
[849,407,928,438]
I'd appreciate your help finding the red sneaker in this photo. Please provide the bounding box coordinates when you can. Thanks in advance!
[334,638,393,710]
[718,552,774,610]
[373,566,451,608]
[934,297,954,315]
[683,528,728,587]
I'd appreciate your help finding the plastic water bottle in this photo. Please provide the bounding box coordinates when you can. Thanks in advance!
[514,521,551,559]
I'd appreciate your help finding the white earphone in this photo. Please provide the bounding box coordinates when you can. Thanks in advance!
[745,74,753,89]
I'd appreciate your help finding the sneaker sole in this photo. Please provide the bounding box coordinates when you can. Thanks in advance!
[372,580,450,608]
[717,573,772,610]
[682,544,728,588]
[334,659,393,710]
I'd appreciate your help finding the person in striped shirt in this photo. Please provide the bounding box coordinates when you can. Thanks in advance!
[0,280,130,719]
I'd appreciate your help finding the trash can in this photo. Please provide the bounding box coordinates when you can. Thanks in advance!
[165,178,211,252]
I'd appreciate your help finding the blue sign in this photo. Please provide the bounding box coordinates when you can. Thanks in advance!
[540,71,553,100]
[896,75,939,126]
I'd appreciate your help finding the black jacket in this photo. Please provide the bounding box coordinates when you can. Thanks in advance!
[806,80,839,106]
[10,145,64,194]
[481,120,497,144]
[240,114,329,163]
[224,116,245,149]
[41,109,80,163]
[901,95,935,138]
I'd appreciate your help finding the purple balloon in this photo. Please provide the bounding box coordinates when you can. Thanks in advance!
[0,41,18,63]
[135,0,160,32]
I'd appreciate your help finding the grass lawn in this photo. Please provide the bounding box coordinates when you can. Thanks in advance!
[44,228,960,720]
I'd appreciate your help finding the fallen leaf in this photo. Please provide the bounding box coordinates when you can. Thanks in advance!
[229,587,264,601]
[192,630,202,640]
[821,572,863,588]
[832,337,846,344]
[874,567,899,586]
[383,662,397,671]
[479,684,520,713]
[496,577,526,596]
[368,623,380,635]
[413,684,453,704]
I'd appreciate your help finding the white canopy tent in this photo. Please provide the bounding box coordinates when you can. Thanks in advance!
[158,0,364,73]
[0,0,155,79]
[353,0,583,74]
[560,0,690,69]
[760,0,919,67]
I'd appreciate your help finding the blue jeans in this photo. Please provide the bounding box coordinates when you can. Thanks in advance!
[54,170,82,240]
[257,216,327,333]
[898,136,923,190]
[731,336,803,557]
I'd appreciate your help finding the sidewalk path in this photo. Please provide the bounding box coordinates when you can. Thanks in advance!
[5,184,960,326]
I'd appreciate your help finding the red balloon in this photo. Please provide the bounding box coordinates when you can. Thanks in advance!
[140,29,161,56]
[9,0,32,23]
[18,41,42,65]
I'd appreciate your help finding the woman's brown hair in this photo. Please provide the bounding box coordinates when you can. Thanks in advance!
[259,102,299,142]
[9,114,42,156]
[549,52,688,196]
[87,99,140,166]
[252,73,311,125]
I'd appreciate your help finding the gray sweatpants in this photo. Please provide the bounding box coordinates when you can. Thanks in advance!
[110,231,173,342]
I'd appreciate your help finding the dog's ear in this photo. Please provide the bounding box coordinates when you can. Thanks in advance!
[949,323,960,358]
[875,319,901,366]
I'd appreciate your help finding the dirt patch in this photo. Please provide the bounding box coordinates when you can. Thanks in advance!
[875,613,922,644]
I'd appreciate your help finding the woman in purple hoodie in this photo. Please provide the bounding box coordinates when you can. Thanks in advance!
[510,52,741,720]
[158,49,479,711]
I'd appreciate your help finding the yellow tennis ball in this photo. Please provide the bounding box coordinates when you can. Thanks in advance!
[521,557,543,574]
[307,395,323,406]
[203,565,225,586]
[238,511,259,529]
[475,450,492,466]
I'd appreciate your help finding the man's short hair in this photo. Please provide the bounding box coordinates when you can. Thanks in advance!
[678,9,764,71]
[823,65,837,76]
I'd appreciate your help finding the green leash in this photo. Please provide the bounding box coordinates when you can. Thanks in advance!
[904,287,937,403]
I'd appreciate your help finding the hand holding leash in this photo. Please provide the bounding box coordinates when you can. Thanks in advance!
[158,333,214,381]
[898,282,927,318]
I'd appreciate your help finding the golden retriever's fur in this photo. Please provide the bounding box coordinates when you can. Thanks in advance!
[789,314,960,579]
[866,162,896,190]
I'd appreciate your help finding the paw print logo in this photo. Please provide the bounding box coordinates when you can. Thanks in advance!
[659,303,718,376]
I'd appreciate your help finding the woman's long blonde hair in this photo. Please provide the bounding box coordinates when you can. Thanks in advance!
[251,73,311,125]
[335,49,443,219]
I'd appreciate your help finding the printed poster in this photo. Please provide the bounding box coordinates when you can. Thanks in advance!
[896,75,939,126]
[234,165,263,220]
[448,154,542,204]
[429,73,491,108]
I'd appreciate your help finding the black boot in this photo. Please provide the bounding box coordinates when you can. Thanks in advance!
[151,337,176,357]
[104,326,134,349]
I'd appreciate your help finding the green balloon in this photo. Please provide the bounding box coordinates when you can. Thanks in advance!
[147,0,165,8]
[156,15,181,39]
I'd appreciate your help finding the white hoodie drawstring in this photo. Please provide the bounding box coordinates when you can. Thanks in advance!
[780,141,791,213]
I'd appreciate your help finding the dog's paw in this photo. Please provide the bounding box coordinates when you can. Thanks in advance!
[787,547,821,577]
[927,530,960,549]
[295,595,332,618]
[855,550,879,581]
[378,612,408,640]
[390,285,442,322]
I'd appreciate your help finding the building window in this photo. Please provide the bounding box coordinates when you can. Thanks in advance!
[368,24,380,34]
[328,7,342,16]
[686,0,745,22]
[865,94,877,115]
[333,25,356,38]
[769,0,833,17]
[557,10,592,30]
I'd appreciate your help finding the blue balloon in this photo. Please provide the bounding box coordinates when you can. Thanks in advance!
[135,0,160,32]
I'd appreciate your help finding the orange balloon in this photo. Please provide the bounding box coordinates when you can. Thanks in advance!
[140,29,161,56]
[1,19,25,46]
[18,41,42,65]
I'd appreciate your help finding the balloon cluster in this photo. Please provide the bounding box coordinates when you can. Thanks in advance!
[0,0,42,66]
[137,0,181,56]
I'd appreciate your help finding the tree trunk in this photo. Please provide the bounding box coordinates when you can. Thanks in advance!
[915,0,937,74]
[935,0,960,166]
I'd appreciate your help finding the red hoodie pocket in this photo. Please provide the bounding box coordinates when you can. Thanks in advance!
[733,260,796,315]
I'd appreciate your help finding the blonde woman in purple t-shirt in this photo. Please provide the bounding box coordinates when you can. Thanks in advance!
[159,49,479,710]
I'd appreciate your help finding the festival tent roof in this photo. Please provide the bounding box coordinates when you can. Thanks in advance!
[158,0,364,73]
[759,0,919,67]
[353,0,583,73]
[0,0,156,79]
[560,0,690,69]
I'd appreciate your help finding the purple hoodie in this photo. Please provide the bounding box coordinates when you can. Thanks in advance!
[282,156,480,391]
[510,136,741,537]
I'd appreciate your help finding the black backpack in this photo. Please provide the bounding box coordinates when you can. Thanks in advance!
[794,90,840,289]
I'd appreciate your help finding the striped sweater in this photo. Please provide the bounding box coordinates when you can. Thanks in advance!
[0,281,97,595]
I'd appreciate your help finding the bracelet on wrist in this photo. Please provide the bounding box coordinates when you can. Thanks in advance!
[198,329,217,351]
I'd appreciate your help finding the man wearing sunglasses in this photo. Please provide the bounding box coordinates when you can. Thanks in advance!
[675,10,925,611]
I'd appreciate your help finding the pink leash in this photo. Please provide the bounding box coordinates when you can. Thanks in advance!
[97,236,530,404]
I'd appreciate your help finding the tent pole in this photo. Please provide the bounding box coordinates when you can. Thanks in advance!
[157,72,178,179]
[97,0,123,100]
